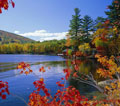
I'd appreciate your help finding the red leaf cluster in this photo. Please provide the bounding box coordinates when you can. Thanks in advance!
[0,81,9,99]
[17,62,33,75]
[63,68,71,80]
[29,78,91,106]
[39,66,46,73]
[33,78,50,97]
[56,81,64,87]
[0,0,15,13]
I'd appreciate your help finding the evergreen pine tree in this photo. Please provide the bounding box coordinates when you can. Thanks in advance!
[81,15,94,42]
[69,8,82,37]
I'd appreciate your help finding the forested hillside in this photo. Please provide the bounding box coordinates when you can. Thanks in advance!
[0,30,34,44]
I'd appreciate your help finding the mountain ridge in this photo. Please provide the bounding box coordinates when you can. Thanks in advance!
[0,30,35,44]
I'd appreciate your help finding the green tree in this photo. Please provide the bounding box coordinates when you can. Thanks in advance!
[81,15,94,42]
[69,8,82,37]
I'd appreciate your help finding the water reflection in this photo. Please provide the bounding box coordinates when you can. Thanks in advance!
[65,59,100,96]
[0,60,67,106]
[69,78,97,96]
[67,59,101,81]
[0,62,17,72]
[0,55,102,106]
[77,59,100,81]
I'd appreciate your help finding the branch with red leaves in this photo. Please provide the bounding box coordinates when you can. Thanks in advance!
[0,0,15,13]
[0,81,10,99]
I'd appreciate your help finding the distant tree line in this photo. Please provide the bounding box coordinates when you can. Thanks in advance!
[0,40,66,54]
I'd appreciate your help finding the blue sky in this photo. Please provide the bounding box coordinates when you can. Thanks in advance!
[0,0,112,41]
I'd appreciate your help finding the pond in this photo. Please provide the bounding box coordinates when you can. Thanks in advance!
[0,54,99,106]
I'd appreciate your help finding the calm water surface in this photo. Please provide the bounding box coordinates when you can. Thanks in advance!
[0,54,98,106]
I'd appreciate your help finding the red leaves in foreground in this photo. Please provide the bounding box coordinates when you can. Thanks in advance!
[29,82,90,106]
[33,78,50,97]
[0,0,15,13]
[11,1,15,8]
[17,62,33,75]
[56,81,64,87]
[29,78,51,106]
[63,68,71,80]
[39,66,46,73]
[0,8,2,13]
[28,73,91,106]
[0,81,9,99]
[54,86,86,105]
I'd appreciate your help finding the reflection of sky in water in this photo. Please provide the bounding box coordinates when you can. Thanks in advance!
[0,61,68,106]
[0,54,65,63]
[0,55,98,106]
[31,64,65,78]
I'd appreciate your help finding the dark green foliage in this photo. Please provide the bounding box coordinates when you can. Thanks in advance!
[95,17,106,25]
[81,15,94,42]
[69,8,82,37]
[69,9,96,50]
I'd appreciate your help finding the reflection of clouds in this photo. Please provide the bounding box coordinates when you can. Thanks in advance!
[31,64,65,79]
[2,63,66,79]
[14,69,20,77]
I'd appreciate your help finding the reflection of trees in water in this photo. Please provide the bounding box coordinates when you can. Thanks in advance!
[70,59,102,81]
[68,78,98,97]
[77,59,99,80]
[0,62,18,72]
[35,59,102,95]
[67,59,105,94]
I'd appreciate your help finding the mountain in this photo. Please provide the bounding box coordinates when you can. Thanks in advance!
[0,30,35,44]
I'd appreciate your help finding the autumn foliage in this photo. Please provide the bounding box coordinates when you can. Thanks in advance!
[0,0,15,13]
[95,54,120,106]
[0,0,120,106]
[0,81,9,99]
[17,62,33,75]
[1,56,120,106]
[14,55,120,106]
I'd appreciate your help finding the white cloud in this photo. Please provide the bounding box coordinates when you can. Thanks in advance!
[14,30,20,34]
[15,30,68,42]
